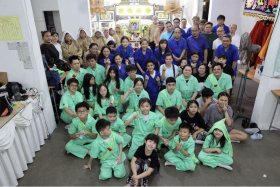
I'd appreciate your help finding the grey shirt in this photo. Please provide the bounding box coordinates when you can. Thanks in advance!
[196,97,218,112]
[203,104,233,131]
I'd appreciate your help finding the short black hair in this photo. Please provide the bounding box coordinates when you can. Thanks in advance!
[95,119,110,134]
[165,106,179,119]
[179,122,193,132]
[106,106,117,115]
[126,64,137,73]
[205,21,213,26]
[166,77,176,85]
[51,31,59,36]
[121,36,129,43]
[89,43,98,49]
[187,100,199,109]
[218,54,227,59]
[134,78,144,87]
[201,87,214,98]
[165,52,173,59]
[199,19,207,24]
[145,134,159,145]
[114,53,123,60]
[86,53,97,61]
[75,102,89,112]
[217,15,226,21]
[140,38,149,45]
[69,55,79,64]
[139,98,152,107]
[212,63,223,70]
[145,59,155,66]
[173,18,180,22]
[191,50,200,57]
[218,92,230,99]
[41,31,50,37]
[166,21,172,25]
[107,40,116,47]
[67,78,79,86]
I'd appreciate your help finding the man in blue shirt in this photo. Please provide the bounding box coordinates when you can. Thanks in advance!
[172,18,187,40]
[186,25,209,63]
[168,28,188,66]
[186,16,201,39]
[215,34,239,75]
[160,21,174,41]
[212,15,230,34]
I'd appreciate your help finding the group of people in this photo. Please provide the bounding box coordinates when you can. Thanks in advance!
[40,14,247,186]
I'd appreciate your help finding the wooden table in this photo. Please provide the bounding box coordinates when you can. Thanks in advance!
[269,90,280,131]
[238,69,260,83]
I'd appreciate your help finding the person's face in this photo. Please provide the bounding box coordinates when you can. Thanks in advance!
[179,128,191,141]
[121,39,129,49]
[51,34,58,42]
[103,48,110,57]
[90,76,95,85]
[174,29,181,39]
[199,23,205,31]
[80,30,86,38]
[77,107,89,119]
[141,41,149,50]
[191,54,199,63]
[198,65,206,74]
[99,86,108,97]
[104,30,109,37]
[183,66,192,77]
[108,45,115,52]
[167,118,178,125]
[214,128,224,139]
[166,82,176,93]
[217,19,225,26]
[88,58,96,68]
[95,31,101,38]
[140,102,151,115]
[165,56,173,65]
[43,32,52,43]
[188,103,198,115]
[127,70,136,79]
[116,26,121,32]
[180,60,188,68]
[230,25,237,33]
[134,81,143,92]
[65,33,72,43]
[217,28,225,37]
[222,37,231,48]
[109,70,116,79]
[191,27,199,38]
[106,113,117,123]
[158,23,164,30]
[160,42,167,50]
[100,125,111,137]
[146,63,155,72]
[109,29,115,36]
[166,23,173,32]
[181,20,187,27]
[70,59,80,71]
[145,139,157,151]
[218,96,228,108]
[114,55,122,65]
[193,18,199,25]
[205,24,212,33]
[218,58,227,65]
[213,65,223,77]
[153,16,158,24]
[173,20,180,28]
[68,82,78,93]
[90,45,98,54]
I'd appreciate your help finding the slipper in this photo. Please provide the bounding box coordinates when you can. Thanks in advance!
[245,128,260,135]
[251,132,263,140]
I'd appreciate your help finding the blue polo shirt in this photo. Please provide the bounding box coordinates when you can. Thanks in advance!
[134,47,155,73]
[172,27,187,40]
[115,45,134,64]
[160,31,174,40]
[112,63,127,81]
[98,53,115,67]
[186,35,209,62]
[212,24,230,34]
[168,37,188,65]
[186,27,202,39]
[215,44,239,74]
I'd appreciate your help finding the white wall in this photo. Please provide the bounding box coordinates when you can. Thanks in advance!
[0,0,56,133]
[57,0,92,40]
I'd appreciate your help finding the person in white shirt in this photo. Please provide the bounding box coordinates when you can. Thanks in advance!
[229,24,240,49]
[103,28,115,43]
[212,27,225,61]
[181,18,188,33]
[51,31,66,62]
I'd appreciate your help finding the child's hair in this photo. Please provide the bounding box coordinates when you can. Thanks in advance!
[211,129,226,148]
[82,73,97,99]
[182,64,192,72]
[51,31,59,37]
[218,54,227,60]
[86,53,97,61]
[106,106,117,115]
[165,106,179,119]
[121,36,129,43]
[75,101,89,112]
[138,98,152,108]
[126,64,137,73]
[134,78,144,87]
[165,52,173,59]
[166,77,176,84]
[145,59,155,67]
[218,92,230,99]
[67,78,79,86]
[89,43,98,49]
[145,133,159,145]
[201,87,214,98]
[187,100,199,109]
[158,39,170,58]
[97,84,110,106]
[69,55,80,64]
[198,63,207,70]
[191,51,200,57]
[104,66,121,89]
[140,38,149,45]
[98,46,112,63]
[179,122,194,133]
[212,63,223,70]
[114,53,123,61]
[180,57,188,66]
[96,119,110,134]
[107,40,116,47]
[205,21,213,27]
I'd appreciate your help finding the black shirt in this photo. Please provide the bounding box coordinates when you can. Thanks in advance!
[134,145,160,169]
[40,44,59,64]
[193,73,209,83]
[223,64,235,78]
[179,110,206,130]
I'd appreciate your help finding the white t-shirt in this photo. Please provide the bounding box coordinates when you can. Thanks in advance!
[231,34,241,49]
[160,64,179,85]
[212,38,222,50]
[53,43,63,60]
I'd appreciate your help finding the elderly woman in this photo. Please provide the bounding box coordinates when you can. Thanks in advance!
[103,28,115,43]
[109,28,120,46]
[76,27,93,60]
[91,29,107,51]
[61,31,83,65]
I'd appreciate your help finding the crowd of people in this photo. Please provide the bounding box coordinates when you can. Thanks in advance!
[40,14,247,186]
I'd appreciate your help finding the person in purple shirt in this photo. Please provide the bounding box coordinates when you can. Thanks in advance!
[215,34,239,75]
[168,28,188,66]
[186,25,209,63]
[134,38,155,74]
[212,15,230,34]
[114,36,134,64]
[172,18,187,40]
[97,46,115,67]
[154,39,174,70]
[186,16,201,39]
[111,53,128,81]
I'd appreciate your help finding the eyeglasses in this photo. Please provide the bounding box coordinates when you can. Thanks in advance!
[191,30,199,32]
[77,110,87,114]
[70,84,78,87]
[173,21,180,24]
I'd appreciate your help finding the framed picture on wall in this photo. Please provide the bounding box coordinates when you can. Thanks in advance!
[155,11,169,20]
[100,11,114,21]
[129,20,141,33]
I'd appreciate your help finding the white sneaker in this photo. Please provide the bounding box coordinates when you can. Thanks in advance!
[164,161,175,166]
[64,124,71,129]
[218,163,233,171]
[195,140,205,144]
[231,140,240,143]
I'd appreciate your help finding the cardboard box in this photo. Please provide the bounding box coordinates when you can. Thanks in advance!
[0,72,8,86]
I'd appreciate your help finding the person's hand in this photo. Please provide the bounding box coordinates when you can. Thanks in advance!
[222,103,228,112]
[163,138,169,146]
[105,59,111,66]
[176,143,182,151]
[178,66,182,73]
[208,62,212,68]
[192,134,197,140]
[145,75,149,81]
[162,65,167,71]
[194,126,199,130]
[133,110,142,119]
[83,40,87,48]
[192,63,197,68]
[83,164,91,170]
[128,85,135,94]
[141,70,145,74]
[182,99,187,108]
[132,175,139,186]
[156,76,160,82]
[205,97,212,105]
[216,148,222,154]
[109,100,115,106]
[71,112,77,118]
[79,130,87,135]
[75,133,80,139]
[62,59,67,63]
[155,44,159,48]
[125,59,129,65]
[112,86,118,91]
[116,155,122,164]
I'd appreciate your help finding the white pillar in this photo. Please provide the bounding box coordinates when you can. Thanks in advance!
[251,6,280,130]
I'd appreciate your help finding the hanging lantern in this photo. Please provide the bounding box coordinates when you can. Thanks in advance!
[164,0,180,14]
[89,0,106,14]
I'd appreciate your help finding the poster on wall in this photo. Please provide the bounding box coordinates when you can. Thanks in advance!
[243,0,279,21]
[100,11,114,21]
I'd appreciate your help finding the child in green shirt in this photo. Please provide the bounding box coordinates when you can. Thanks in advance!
[81,73,97,117]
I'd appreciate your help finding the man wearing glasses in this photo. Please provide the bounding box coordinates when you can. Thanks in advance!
[212,27,225,59]
[172,18,187,40]
[186,16,201,39]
